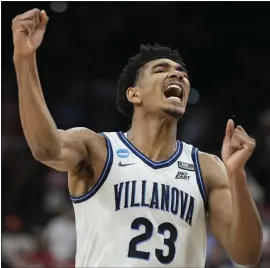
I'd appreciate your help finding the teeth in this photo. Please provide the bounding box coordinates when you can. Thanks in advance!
[165,84,182,99]
[166,84,182,97]
[167,84,181,90]
[168,96,181,102]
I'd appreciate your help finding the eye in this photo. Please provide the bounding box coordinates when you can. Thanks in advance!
[155,69,165,73]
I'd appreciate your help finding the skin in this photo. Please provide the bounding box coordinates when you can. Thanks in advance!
[12,8,262,266]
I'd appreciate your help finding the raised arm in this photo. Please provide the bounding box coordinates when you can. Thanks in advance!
[12,9,104,175]
[200,120,262,266]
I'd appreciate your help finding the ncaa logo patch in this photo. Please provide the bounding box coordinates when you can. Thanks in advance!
[117,149,129,158]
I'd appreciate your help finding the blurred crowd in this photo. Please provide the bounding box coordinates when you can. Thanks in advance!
[2,2,270,268]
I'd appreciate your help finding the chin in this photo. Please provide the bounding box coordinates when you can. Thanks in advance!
[162,107,186,119]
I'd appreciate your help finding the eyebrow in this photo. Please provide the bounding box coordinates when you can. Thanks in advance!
[152,61,187,73]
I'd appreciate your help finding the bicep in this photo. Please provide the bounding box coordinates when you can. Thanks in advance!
[208,186,232,248]
[39,129,89,172]
[204,154,233,249]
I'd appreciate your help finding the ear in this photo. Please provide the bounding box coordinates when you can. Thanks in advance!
[126,86,142,105]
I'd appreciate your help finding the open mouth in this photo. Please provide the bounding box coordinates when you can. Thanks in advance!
[164,84,183,103]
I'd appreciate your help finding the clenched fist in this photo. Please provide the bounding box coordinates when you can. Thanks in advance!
[12,9,49,56]
[222,119,256,174]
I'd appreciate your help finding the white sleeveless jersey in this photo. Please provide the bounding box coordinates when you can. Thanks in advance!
[70,132,207,268]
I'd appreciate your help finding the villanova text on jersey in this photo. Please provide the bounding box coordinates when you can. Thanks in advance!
[114,180,195,226]
[71,132,207,268]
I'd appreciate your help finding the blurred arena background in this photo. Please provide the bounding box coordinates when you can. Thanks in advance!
[1,1,270,268]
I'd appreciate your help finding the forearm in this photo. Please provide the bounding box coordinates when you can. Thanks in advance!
[14,52,61,158]
[228,170,262,265]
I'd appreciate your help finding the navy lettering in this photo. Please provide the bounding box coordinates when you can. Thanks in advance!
[179,191,189,220]
[124,181,130,208]
[150,182,159,209]
[114,182,124,211]
[161,184,170,211]
[141,180,149,207]
[113,180,196,227]
[185,196,194,226]
[171,187,179,214]
[131,181,140,207]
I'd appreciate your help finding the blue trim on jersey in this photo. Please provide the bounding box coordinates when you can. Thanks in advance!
[191,147,207,209]
[70,133,113,204]
[117,132,183,170]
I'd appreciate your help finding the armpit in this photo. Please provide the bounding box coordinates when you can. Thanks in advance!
[74,159,94,180]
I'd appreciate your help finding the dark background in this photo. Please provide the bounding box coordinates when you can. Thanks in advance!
[2,2,270,268]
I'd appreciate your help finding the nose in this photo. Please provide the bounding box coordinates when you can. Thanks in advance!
[168,70,184,80]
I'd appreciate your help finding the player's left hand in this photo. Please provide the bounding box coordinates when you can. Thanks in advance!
[221,119,256,174]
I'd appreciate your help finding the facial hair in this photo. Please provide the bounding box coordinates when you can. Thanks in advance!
[162,107,184,119]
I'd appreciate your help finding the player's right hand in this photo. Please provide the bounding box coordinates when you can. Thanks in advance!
[12,9,49,56]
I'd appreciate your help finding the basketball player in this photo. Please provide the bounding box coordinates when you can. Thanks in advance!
[12,9,262,267]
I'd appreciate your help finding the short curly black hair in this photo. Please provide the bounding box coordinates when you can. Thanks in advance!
[116,44,186,119]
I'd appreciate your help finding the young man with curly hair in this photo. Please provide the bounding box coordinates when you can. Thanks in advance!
[12,8,262,268]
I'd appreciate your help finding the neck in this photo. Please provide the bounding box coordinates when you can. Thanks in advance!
[127,114,178,162]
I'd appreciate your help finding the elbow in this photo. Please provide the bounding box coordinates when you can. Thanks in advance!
[228,225,263,266]
[231,245,262,267]
[233,256,261,267]
[248,249,262,266]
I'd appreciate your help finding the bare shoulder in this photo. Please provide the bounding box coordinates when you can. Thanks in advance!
[60,126,108,176]
[61,127,109,198]
[59,127,104,141]
[198,152,229,190]
[198,152,226,173]
[58,127,107,150]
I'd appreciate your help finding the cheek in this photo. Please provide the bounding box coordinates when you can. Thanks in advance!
[186,88,191,100]
[146,76,161,88]
[144,79,162,95]
[140,74,165,101]
[184,78,190,87]
[184,77,190,84]
[184,81,191,101]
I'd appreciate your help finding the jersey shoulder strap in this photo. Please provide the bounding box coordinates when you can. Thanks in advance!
[181,141,207,210]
